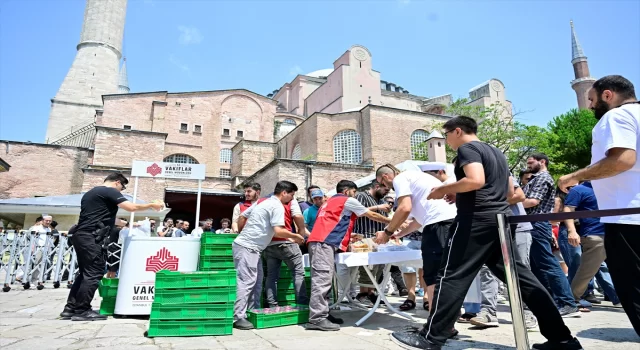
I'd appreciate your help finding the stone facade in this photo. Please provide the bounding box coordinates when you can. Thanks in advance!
[241,159,372,197]
[0,142,91,199]
[231,140,276,178]
[46,0,128,142]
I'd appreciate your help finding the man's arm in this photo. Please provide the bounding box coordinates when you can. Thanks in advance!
[523,177,549,209]
[436,163,486,195]
[384,195,412,233]
[231,204,241,233]
[237,215,248,232]
[563,206,581,247]
[362,211,392,224]
[273,226,304,243]
[508,186,526,205]
[117,201,163,212]
[559,148,636,192]
[392,220,423,239]
[293,214,309,237]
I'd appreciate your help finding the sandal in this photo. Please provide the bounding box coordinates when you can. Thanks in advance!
[423,301,429,311]
[399,299,416,311]
[458,312,476,323]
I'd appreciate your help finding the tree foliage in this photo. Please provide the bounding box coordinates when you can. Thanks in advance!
[545,108,597,173]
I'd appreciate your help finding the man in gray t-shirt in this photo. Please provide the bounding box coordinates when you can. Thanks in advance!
[232,181,305,330]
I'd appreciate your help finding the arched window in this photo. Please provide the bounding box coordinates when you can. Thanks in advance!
[219,148,232,164]
[164,154,199,164]
[284,118,296,125]
[291,144,301,160]
[333,129,362,164]
[410,129,429,160]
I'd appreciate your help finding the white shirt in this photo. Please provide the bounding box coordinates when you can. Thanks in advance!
[393,171,457,226]
[191,227,203,238]
[590,102,640,225]
[234,196,286,252]
[28,224,51,247]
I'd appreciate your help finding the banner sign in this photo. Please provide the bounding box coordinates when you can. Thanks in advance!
[131,161,205,180]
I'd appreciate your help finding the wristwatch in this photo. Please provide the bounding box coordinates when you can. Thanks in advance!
[384,228,394,236]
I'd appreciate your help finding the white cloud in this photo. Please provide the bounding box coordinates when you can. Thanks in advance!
[169,55,191,77]
[289,65,303,76]
[178,26,203,45]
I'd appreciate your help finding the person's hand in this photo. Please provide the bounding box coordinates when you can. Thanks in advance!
[374,231,390,244]
[150,201,164,211]
[568,230,581,247]
[551,235,559,249]
[427,187,446,200]
[290,234,305,244]
[558,173,579,193]
[377,203,392,213]
[444,193,456,204]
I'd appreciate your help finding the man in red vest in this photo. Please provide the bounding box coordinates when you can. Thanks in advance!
[306,180,391,331]
[232,182,261,233]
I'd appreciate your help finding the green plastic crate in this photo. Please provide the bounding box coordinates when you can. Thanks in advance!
[277,267,311,279]
[201,233,238,245]
[199,243,234,257]
[155,270,236,289]
[147,319,233,337]
[154,286,236,305]
[198,256,235,270]
[150,303,234,320]
[98,278,119,298]
[246,307,310,329]
[99,297,116,316]
[276,277,311,291]
[262,291,298,305]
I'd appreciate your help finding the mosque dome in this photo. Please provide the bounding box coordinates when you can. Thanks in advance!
[305,68,334,78]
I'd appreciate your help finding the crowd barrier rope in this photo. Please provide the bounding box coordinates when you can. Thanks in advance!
[497,206,640,350]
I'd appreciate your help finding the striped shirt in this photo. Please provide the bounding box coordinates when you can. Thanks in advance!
[523,170,556,215]
[353,191,388,237]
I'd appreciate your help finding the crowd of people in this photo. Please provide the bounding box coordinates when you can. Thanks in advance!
[228,75,639,350]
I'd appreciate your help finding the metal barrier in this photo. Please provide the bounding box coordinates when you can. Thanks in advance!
[497,206,640,350]
[0,230,122,292]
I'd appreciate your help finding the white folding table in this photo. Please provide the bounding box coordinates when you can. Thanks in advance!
[332,250,422,326]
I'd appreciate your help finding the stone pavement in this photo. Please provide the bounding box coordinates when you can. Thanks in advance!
[0,285,637,349]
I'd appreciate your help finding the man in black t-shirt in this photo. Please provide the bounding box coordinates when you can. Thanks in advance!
[390,116,581,350]
[60,172,163,321]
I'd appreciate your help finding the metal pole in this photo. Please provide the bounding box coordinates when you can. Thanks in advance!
[497,213,529,350]
[195,179,202,229]
[129,176,139,225]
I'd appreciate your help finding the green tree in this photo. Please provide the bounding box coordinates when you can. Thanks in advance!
[545,108,597,173]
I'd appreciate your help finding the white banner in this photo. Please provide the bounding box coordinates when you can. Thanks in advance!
[115,236,200,315]
[131,160,205,180]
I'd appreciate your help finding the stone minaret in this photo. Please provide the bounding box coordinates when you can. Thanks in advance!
[46,0,128,143]
[118,57,130,93]
[570,20,596,110]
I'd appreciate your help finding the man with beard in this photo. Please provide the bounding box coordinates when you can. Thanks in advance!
[523,154,580,317]
[559,75,639,335]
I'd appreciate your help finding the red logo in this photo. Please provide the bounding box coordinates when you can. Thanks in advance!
[145,247,179,273]
[146,163,162,177]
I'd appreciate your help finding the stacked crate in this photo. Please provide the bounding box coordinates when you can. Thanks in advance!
[148,270,236,337]
[98,278,118,315]
[262,263,311,307]
[198,233,237,271]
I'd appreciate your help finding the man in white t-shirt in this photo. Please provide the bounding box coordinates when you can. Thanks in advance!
[27,215,52,287]
[375,163,457,315]
[558,75,639,336]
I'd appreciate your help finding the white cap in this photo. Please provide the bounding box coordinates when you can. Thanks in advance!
[419,162,447,172]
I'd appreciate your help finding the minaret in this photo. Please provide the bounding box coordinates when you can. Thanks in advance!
[46,0,128,143]
[570,20,596,110]
[118,58,130,93]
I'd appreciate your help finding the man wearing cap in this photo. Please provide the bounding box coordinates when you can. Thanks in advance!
[421,162,454,185]
[303,189,325,232]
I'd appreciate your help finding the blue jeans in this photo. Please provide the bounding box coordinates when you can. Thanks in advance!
[557,225,595,295]
[529,221,576,308]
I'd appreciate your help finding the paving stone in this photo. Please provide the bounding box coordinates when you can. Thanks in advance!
[153,336,226,349]
[0,338,21,347]
[95,324,146,338]
[3,337,78,350]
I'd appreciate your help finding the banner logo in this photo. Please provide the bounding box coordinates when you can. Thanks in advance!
[145,247,179,272]
[146,163,162,177]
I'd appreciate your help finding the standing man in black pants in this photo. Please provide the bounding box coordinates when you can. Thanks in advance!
[60,172,163,321]
[390,116,581,350]
[559,75,639,336]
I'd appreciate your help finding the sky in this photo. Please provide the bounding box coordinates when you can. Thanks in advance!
[1,0,639,142]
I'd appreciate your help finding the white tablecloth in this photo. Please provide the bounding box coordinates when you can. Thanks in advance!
[336,250,422,267]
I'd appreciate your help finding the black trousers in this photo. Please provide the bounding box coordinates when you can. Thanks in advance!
[64,231,106,313]
[604,223,640,336]
[421,214,573,346]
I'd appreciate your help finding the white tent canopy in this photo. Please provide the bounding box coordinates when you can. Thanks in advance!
[0,193,170,218]
[326,160,455,196]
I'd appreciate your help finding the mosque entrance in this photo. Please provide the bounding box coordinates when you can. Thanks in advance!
[164,189,242,232]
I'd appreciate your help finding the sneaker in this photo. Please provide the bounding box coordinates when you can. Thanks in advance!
[389,331,442,350]
[558,305,581,318]
[71,309,107,321]
[524,310,538,330]
[327,313,344,325]
[583,293,601,304]
[356,293,374,307]
[59,307,75,319]
[532,337,583,350]
[306,318,340,331]
[233,318,255,330]
[497,294,507,304]
[399,288,409,297]
[470,309,499,328]
[613,303,622,307]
